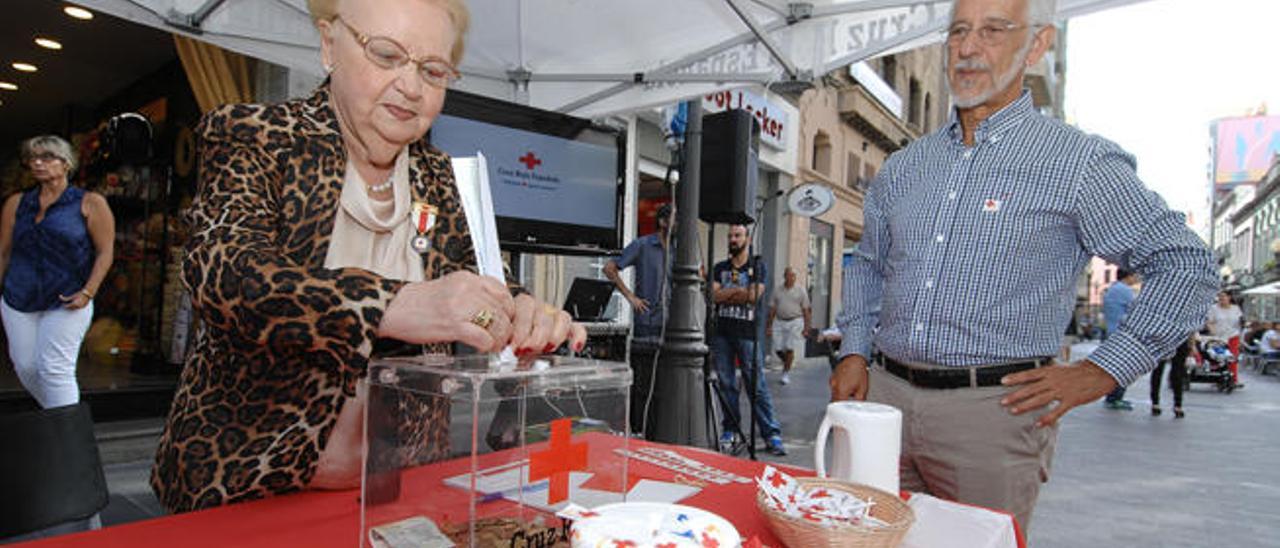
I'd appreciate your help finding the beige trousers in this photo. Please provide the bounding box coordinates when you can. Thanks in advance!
[867,365,1058,532]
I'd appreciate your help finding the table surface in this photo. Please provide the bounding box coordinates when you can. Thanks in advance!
[19,434,811,547]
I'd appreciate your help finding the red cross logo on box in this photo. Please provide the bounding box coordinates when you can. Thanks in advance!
[528,418,587,504]
[519,151,542,170]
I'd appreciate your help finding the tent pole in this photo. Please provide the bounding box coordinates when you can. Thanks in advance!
[724,0,799,79]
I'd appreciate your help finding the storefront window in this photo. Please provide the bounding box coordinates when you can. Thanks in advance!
[806,219,834,357]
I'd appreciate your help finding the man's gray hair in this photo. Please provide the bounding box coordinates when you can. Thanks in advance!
[949,0,1058,26]
[21,135,77,174]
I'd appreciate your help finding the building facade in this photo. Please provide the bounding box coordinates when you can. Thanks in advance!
[1229,158,1280,319]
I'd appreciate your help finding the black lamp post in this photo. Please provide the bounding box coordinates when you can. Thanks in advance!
[650,100,710,446]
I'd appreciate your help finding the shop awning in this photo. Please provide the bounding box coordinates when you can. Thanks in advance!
[67,0,1151,118]
[1242,281,1280,296]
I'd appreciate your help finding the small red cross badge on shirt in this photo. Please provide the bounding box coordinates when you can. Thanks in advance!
[528,418,587,504]
[519,151,542,170]
[983,198,1001,212]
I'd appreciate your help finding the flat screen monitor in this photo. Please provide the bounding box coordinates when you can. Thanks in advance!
[430,92,624,254]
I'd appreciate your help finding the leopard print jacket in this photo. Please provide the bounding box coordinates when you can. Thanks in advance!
[150,85,475,513]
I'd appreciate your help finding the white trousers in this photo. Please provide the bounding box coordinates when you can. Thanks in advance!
[2,299,93,408]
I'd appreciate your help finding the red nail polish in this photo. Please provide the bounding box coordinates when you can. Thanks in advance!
[516,348,530,357]
[544,344,556,353]
[573,341,585,352]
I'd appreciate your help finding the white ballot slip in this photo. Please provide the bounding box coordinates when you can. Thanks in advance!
[451,153,504,281]
[453,153,516,362]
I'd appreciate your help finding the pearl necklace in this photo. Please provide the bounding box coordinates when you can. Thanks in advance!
[368,175,393,193]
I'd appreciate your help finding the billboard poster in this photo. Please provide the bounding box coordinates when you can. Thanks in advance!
[1214,115,1280,187]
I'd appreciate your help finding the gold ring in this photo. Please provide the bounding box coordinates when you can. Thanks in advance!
[543,305,558,317]
[470,309,494,330]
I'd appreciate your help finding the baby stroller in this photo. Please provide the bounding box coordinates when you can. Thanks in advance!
[1186,336,1236,393]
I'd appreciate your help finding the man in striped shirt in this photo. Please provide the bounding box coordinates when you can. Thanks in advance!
[829,0,1217,531]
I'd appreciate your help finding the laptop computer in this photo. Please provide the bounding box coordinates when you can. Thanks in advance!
[562,278,617,322]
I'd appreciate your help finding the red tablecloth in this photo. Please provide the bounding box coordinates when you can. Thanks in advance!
[19,434,810,547]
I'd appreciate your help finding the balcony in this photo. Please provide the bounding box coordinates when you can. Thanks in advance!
[837,84,918,154]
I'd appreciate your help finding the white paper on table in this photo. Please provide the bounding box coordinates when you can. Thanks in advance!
[899,493,1019,548]
[442,465,597,513]
[443,466,697,513]
[626,479,701,504]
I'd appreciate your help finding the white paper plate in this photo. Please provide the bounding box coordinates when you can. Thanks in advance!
[570,502,741,547]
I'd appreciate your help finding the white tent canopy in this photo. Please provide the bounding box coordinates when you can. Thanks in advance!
[69,0,1149,118]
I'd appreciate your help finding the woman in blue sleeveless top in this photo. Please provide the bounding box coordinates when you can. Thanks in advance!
[0,135,115,408]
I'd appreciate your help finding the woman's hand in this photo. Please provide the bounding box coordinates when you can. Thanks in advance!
[508,294,587,356]
[378,272,587,354]
[59,291,91,310]
[378,271,515,352]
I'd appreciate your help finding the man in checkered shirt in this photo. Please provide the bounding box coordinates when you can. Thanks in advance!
[829,0,1217,531]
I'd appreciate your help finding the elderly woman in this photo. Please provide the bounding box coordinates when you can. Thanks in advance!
[0,135,115,409]
[151,0,585,513]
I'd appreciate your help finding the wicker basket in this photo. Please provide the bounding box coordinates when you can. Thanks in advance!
[757,478,915,548]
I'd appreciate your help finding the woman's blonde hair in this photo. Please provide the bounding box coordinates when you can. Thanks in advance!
[308,0,470,65]
[21,135,77,175]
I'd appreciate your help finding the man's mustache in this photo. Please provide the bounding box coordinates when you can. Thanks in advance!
[954,58,990,71]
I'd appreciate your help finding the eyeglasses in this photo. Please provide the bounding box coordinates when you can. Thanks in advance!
[943,20,1038,47]
[334,17,460,89]
[25,152,62,165]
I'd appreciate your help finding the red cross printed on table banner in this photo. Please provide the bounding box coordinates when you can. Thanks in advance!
[528,418,588,504]
[518,151,542,170]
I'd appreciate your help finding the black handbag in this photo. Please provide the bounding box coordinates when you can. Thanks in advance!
[0,402,109,538]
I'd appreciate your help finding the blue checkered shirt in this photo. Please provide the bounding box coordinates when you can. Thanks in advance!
[836,92,1218,386]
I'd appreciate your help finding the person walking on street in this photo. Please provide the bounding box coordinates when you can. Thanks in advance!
[1150,337,1190,418]
[767,266,811,385]
[0,135,115,409]
[1101,269,1140,410]
[711,224,786,456]
[829,0,1217,531]
[1205,291,1244,389]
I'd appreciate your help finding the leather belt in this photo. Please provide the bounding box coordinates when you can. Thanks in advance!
[879,355,1050,389]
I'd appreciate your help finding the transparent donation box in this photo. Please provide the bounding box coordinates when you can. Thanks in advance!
[361,354,632,547]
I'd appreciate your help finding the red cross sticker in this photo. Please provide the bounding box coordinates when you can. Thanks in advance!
[767,471,788,489]
[519,151,542,170]
[528,418,587,504]
[700,532,720,547]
